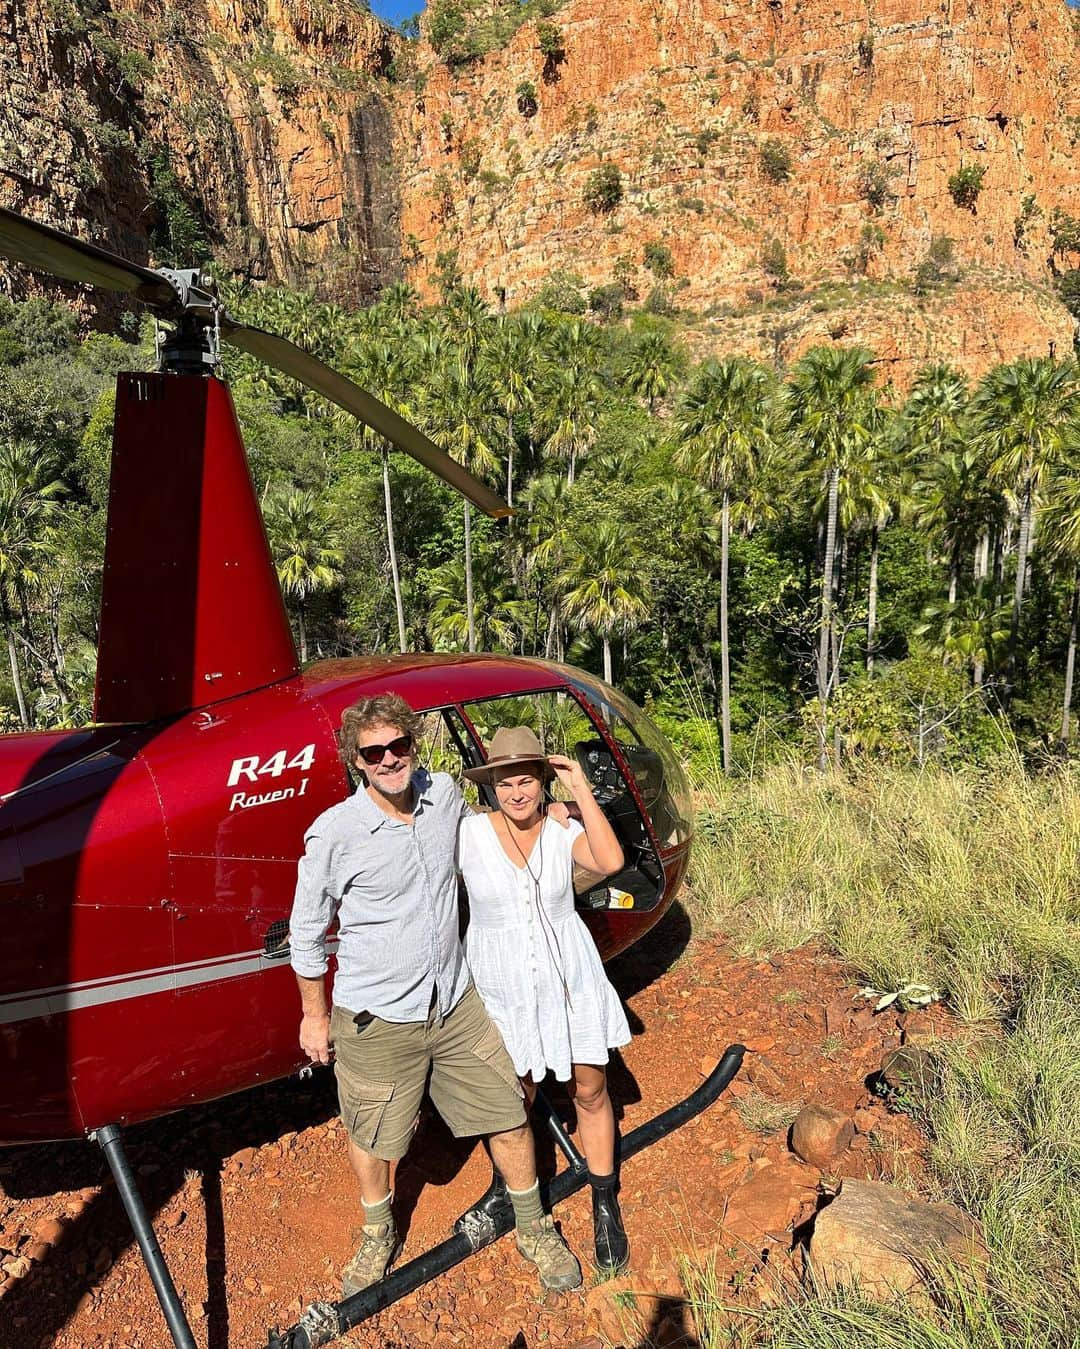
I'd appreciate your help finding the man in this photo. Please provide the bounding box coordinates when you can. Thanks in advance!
[289,692,581,1296]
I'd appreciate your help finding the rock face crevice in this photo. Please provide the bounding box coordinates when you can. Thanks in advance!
[1,0,1077,377]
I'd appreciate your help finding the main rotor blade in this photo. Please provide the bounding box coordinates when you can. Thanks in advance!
[0,206,178,310]
[222,322,512,519]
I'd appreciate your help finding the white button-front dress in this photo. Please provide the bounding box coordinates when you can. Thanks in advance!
[459,813,631,1082]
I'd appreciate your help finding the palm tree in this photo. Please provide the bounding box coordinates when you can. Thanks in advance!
[0,440,64,727]
[559,520,651,684]
[340,338,416,652]
[520,473,575,659]
[421,357,500,652]
[426,554,525,652]
[622,329,685,414]
[973,357,1080,695]
[264,489,342,663]
[540,321,604,484]
[674,356,776,771]
[480,317,540,509]
[916,586,1007,689]
[1039,459,1080,743]
[783,345,878,768]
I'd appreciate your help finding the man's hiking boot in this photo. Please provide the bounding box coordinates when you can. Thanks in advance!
[515,1214,582,1291]
[592,1181,630,1274]
[341,1220,400,1297]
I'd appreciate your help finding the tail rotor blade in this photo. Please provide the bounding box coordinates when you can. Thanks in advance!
[222,321,511,519]
[0,206,178,310]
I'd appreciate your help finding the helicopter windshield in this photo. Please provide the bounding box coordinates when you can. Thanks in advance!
[553,668,693,849]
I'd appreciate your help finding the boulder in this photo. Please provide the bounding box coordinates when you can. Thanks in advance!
[789,1105,854,1169]
[722,1159,820,1246]
[808,1179,987,1300]
[879,1047,937,1101]
[584,1275,690,1348]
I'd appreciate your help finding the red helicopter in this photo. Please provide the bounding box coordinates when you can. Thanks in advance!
[0,206,742,1349]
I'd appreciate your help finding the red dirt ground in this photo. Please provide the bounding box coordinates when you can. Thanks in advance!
[0,904,937,1349]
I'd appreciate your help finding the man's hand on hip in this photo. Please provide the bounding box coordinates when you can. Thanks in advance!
[300,1011,332,1064]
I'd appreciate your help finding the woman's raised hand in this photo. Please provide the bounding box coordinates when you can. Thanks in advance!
[547,753,588,797]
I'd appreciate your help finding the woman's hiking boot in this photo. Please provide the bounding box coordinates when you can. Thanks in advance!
[591,1176,630,1274]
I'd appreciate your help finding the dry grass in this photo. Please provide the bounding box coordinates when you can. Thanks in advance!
[680,757,1080,1348]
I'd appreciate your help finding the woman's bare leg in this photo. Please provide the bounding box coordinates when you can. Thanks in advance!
[568,1063,615,1174]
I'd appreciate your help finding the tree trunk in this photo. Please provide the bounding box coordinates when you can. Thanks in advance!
[1061,570,1080,746]
[506,405,515,510]
[974,530,989,583]
[297,602,308,665]
[602,635,612,685]
[817,467,840,771]
[3,601,29,729]
[464,501,476,653]
[1007,474,1034,695]
[568,446,576,487]
[382,448,407,654]
[719,490,732,774]
[866,525,879,674]
[544,604,557,660]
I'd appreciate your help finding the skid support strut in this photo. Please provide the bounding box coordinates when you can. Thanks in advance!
[268,1043,745,1349]
[94,1124,197,1349]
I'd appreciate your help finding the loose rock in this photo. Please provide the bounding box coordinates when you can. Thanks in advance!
[790,1104,854,1169]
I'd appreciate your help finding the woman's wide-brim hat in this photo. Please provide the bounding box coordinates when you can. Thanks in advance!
[462,725,556,783]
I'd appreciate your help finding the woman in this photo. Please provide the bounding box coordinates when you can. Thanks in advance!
[459,725,632,1273]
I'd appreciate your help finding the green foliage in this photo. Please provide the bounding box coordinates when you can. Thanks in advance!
[643,240,675,279]
[534,269,587,314]
[856,30,874,66]
[947,162,987,212]
[1013,192,1041,253]
[761,236,789,285]
[913,235,959,294]
[693,128,720,157]
[857,159,893,210]
[148,146,209,265]
[1057,269,1080,320]
[583,162,623,214]
[515,80,538,115]
[759,138,793,184]
[1049,208,1080,261]
[536,21,564,63]
[426,0,469,61]
[588,283,625,322]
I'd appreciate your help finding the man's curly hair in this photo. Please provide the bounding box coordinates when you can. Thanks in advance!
[338,692,422,771]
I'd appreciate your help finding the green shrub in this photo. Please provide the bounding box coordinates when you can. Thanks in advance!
[948,162,987,211]
[858,159,893,210]
[856,31,874,66]
[588,283,625,321]
[1050,208,1080,261]
[693,127,720,157]
[1013,192,1041,252]
[643,240,675,279]
[1057,270,1080,320]
[515,80,538,116]
[761,236,789,285]
[583,162,623,214]
[913,234,959,294]
[643,284,674,315]
[535,269,587,314]
[459,137,481,180]
[537,20,565,78]
[759,137,793,184]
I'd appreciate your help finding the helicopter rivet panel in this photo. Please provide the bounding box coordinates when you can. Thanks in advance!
[94,372,299,724]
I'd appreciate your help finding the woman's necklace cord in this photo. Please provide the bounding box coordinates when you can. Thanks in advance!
[500,809,573,1010]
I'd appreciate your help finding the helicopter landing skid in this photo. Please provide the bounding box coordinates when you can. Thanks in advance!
[92,1123,197,1349]
[267,1043,745,1349]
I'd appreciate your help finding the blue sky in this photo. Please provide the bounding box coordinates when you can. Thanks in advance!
[371,0,423,24]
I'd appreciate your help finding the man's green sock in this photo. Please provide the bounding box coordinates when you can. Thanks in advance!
[507,1181,543,1230]
[361,1191,393,1229]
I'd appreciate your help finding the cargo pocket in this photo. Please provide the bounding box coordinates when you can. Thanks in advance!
[471,1022,525,1099]
[343,1074,396,1150]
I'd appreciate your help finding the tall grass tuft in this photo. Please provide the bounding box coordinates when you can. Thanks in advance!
[682,757,1080,1347]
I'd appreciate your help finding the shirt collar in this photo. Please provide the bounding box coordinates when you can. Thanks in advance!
[350,768,433,831]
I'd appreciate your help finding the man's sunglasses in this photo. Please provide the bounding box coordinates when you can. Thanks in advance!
[356,733,414,766]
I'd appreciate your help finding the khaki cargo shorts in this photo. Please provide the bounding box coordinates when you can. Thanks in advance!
[330,984,526,1162]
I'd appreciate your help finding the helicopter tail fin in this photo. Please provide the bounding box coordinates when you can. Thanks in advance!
[94,372,299,724]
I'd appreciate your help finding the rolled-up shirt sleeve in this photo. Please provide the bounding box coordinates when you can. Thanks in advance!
[289,827,339,979]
